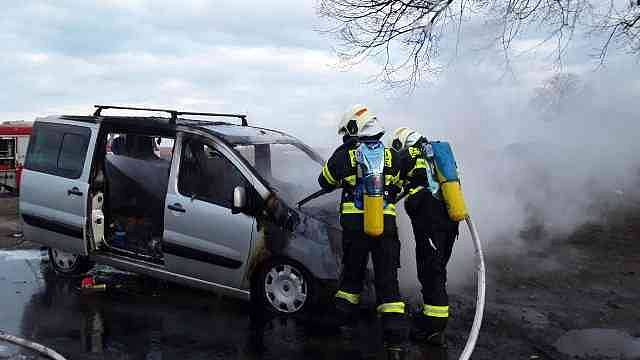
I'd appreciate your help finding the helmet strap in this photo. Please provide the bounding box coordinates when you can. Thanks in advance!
[346,119,358,136]
[392,138,402,151]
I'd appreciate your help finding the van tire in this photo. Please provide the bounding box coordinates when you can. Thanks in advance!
[48,248,93,276]
[254,258,315,315]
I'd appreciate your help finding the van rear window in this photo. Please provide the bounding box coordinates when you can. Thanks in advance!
[25,123,91,179]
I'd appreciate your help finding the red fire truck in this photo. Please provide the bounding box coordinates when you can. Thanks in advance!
[0,122,32,193]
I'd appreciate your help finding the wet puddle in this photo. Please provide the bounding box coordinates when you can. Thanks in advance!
[0,249,44,261]
[555,328,640,359]
[0,248,449,360]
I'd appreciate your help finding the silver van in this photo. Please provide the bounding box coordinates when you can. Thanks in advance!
[19,105,341,314]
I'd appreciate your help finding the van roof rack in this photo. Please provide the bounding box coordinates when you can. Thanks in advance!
[93,105,248,126]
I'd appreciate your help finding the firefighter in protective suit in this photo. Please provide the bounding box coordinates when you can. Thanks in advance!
[392,127,459,346]
[318,105,408,355]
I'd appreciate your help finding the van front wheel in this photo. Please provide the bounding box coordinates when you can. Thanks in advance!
[48,248,93,276]
[255,259,313,314]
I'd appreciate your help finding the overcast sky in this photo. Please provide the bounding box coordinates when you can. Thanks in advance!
[2,0,636,148]
[1,0,375,144]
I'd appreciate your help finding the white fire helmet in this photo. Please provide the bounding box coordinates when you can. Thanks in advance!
[391,127,423,151]
[338,104,385,138]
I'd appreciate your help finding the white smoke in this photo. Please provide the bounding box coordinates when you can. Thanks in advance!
[287,51,639,300]
[385,57,640,297]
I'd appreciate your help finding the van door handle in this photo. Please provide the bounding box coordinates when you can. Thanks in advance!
[167,203,186,213]
[67,187,83,196]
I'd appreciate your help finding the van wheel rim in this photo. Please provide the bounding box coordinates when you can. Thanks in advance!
[51,249,78,271]
[264,264,307,313]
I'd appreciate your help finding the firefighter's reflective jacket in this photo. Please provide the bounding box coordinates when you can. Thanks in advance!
[400,139,440,200]
[318,139,402,233]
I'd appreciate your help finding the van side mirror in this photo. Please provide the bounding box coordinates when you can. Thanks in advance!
[232,186,247,214]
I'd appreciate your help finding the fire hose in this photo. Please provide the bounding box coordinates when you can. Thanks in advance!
[459,216,486,360]
[298,190,486,359]
[0,330,68,360]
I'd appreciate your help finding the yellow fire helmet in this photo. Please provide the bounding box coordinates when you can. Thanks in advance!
[391,127,423,151]
[338,104,384,138]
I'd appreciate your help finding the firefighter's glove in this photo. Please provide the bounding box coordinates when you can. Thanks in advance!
[266,195,300,232]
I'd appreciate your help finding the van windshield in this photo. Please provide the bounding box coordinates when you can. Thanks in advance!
[234,143,323,203]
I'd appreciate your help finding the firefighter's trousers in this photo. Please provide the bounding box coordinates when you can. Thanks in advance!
[334,227,407,345]
[405,190,459,329]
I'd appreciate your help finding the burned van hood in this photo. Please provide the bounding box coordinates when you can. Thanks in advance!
[242,196,342,287]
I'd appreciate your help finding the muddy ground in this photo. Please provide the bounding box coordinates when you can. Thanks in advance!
[0,195,638,360]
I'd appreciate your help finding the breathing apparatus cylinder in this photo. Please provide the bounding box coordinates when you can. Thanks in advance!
[363,183,384,237]
[429,141,469,222]
[356,141,386,237]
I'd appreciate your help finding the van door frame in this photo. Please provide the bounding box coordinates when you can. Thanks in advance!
[20,118,100,256]
[87,120,177,255]
[163,128,270,289]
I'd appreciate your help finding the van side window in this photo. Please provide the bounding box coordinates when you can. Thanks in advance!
[178,138,247,208]
[58,133,90,178]
[25,123,91,179]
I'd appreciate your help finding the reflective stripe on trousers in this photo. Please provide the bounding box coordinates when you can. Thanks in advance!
[335,290,361,305]
[423,304,449,318]
[377,302,406,314]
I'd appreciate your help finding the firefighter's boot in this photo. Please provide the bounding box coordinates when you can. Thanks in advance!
[381,311,409,359]
[411,309,448,347]
[333,294,359,328]
[385,344,406,360]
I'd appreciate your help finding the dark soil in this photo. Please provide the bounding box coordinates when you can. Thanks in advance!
[451,198,640,359]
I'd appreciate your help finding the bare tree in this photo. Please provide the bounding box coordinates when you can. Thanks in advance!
[318,0,640,88]
[594,3,640,63]
[317,0,459,88]
[529,73,585,120]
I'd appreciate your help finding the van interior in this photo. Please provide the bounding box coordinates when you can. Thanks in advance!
[90,127,175,264]
[86,125,323,265]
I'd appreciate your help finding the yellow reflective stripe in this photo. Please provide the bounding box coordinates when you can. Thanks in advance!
[344,175,357,186]
[342,202,395,215]
[322,164,337,186]
[383,203,396,216]
[385,171,401,186]
[406,186,425,199]
[335,290,360,304]
[408,158,428,177]
[414,158,428,169]
[423,304,449,318]
[385,174,394,185]
[408,147,421,158]
[377,302,405,314]
[341,202,364,214]
[384,148,392,167]
[348,150,357,167]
